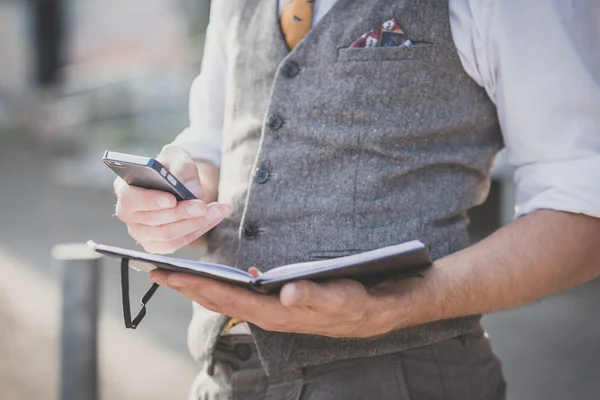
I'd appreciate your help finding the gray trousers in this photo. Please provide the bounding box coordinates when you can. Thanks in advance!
[189,327,506,400]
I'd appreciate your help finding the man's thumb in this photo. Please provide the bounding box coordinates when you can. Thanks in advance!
[182,178,203,198]
[172,161,202,198]
[158,145,203,198]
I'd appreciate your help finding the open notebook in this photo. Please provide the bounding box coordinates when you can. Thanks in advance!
[88,240,432,294]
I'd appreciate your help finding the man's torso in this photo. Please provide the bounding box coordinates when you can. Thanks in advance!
[191,0,503,374]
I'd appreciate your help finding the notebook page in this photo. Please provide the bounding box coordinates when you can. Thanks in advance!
[259,240,425,282]
[88,241,253,284]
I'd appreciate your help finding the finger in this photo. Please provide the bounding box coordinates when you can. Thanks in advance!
[136,201,230,226]
[166,273,287,321]
[157,144,193,168]
[126,200,209,226]
[168,281,227,314]
[280,280,362,311]
[113,177,127,196]
[128,215,216,242]
[149,269,172,286]
[133,203,232,254]
[115,185,177,217]
[157,145,202,198]
[137,228,206,254]
[248,267,262,277]
[172,163,203,199]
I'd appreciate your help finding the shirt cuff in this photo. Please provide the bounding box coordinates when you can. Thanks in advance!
[171,128,222,168]
[514,156,600,219]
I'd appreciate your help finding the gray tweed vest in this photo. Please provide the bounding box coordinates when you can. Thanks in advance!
[188,0,503,375]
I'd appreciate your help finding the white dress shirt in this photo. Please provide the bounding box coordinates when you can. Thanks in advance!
[173,0,600,219]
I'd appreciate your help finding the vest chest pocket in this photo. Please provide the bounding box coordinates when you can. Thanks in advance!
[309,250,362,260]
[336,43,435,63]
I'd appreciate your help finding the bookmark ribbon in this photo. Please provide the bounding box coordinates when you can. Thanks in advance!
[121,258,159,329]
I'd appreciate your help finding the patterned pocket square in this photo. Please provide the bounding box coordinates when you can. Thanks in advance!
[350,18,413,48]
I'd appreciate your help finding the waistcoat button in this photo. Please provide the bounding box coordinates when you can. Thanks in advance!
[267,114,284,130]
[281,61,300,78]
[234,343,252,361]
[255,168,269,184]
[243,224,259,239]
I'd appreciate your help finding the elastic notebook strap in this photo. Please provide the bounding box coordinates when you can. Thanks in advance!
[121,258,160,329]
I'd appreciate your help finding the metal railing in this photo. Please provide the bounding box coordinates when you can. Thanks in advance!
[52,243,102,400]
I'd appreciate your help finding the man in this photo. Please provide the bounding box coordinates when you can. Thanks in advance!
[113,0,600,399]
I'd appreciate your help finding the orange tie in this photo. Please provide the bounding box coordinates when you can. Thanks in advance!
[280,0,314,49]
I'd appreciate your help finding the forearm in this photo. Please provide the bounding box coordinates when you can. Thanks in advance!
[378,210,600,331]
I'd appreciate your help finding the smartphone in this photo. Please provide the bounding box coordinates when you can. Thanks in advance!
[103,150,197,201]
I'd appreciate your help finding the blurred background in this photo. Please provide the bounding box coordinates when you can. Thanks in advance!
[0,1,598,399]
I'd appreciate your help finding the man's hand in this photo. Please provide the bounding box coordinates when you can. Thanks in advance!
[149,269,392,338]
[148,210,600,338]
[114,145,231,254]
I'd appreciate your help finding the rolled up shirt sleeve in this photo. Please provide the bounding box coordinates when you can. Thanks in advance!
[484,0,600,218]
[171,2,230,167]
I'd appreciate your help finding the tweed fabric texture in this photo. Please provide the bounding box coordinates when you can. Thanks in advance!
[189,0,503,375]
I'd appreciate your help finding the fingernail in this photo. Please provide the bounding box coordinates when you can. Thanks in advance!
[207,206,222,222]
[149,274,167,286]
[158,196,173,209]
[184,180,203,197]
[248,266,262,277]
[149,270,167,285]
[187,202,204,217]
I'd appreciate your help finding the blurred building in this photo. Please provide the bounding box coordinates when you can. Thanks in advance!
[0,1,30,92]
[0,0,211,153]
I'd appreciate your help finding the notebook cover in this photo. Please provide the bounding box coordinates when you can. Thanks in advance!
[88,240,432,294]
